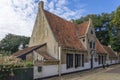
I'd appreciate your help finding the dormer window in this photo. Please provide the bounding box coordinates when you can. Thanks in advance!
[90,41,92,48]
[93,41,95,49]
[83,39,85,42]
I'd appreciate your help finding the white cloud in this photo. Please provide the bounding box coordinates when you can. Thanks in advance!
[0,0,35,40]
[0,0,85,40]
[46,0,85,20]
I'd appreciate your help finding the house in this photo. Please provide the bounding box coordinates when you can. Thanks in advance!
[13,43,58,65]
[12,1,119,79]
[103,45,118,64]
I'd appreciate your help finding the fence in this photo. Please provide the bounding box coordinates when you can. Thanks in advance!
[0,67,33,80]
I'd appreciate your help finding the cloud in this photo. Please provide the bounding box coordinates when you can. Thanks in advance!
[0,0,86,40]
[0,0,35,40]
[46,0,86,20]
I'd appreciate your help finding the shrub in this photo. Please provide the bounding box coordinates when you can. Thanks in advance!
[0,55,33,80]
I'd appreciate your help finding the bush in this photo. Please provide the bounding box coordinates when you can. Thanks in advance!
[0,55,33,80]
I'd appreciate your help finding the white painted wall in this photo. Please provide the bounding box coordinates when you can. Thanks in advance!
[34,62,91,79]
[34,65,59,79]
[61,62,90,74]
[94,62,98,67]
[106,60,118,65]
[34,60,119,79]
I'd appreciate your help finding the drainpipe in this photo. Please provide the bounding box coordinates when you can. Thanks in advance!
[58,46,61,78]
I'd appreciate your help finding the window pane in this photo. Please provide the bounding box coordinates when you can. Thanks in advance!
[90,41,92,48]
[75,54,81,68]
[66,54,73,69]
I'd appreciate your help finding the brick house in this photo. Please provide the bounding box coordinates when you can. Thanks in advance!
[13,1,119,79]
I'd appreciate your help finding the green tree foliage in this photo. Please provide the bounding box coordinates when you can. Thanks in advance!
[112,6,120,30]
[0,55,33,80]
[0,34,30,54]
[75,6,120,52]
[110,6,120,52]
[75,13,112,45]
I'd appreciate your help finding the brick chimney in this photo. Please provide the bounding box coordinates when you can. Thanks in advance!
[39,1,44,9]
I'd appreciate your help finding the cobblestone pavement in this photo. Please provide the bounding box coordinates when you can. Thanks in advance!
[44,64,120,80]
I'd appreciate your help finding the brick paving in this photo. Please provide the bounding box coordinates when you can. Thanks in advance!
[44,64,120,80]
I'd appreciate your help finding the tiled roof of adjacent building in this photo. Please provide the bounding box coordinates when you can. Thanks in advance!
[13,43,56,60]
[13,45,42,57]
[103,46,117,58]
[96,38,107,54]
[44,10,86,51]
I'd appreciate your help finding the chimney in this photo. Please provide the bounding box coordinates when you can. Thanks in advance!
[70,19,74,23]
[18,43,23,50]
[39,1,44,9]
[108,45,111,48]
[89,18,92,24]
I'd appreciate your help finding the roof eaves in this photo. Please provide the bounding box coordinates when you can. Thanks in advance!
[85,20,91,35]
[16,43,46,57]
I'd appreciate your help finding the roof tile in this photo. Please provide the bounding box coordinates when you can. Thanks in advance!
[96,38,107,54]
[76,21,89,36]
[103,46,117,58]
[44,10,86,51]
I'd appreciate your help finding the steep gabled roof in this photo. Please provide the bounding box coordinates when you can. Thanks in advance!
[13,43,56,60]
[76,21,89,37]
[44,10,86,51]
[13,43,46,57]
[96,38,107,54]
[103,46,117,58]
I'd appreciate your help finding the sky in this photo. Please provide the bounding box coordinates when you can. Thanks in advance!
[0,0,120,40]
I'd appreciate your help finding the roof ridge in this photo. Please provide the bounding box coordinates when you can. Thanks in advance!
[103,45,117,57]
[44,10,75,25]
[43,9,86,51]
[96,38,107,54]
[13,43,46,57]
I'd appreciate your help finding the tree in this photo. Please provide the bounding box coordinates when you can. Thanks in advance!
[0,55,33,80]
[75,13,111,45]
[112,6,120,31]
[110,6,120,52]
[0,34,30,54]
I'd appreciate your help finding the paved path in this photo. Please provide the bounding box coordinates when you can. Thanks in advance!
[44,64,120,80]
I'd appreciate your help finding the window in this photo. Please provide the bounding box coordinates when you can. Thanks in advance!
[90,41,92,48]
[98,55,101,64]
[38,66,42,72]
[93,41,95,49]
[66,54,73,68]
[75,54,81,68]
[102,55,104,64]
[82,54,84,67]
[83,39,85,42]
[98,55,104,65]
[91,30,93,34]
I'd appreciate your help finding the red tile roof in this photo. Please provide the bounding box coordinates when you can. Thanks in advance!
[103,46,117,58]
[76,21,89,36]
[38,51,56,60]
[13,43,56,60]
[44,10,86,51]
[13,45,41,57]
[96,38,107,54]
